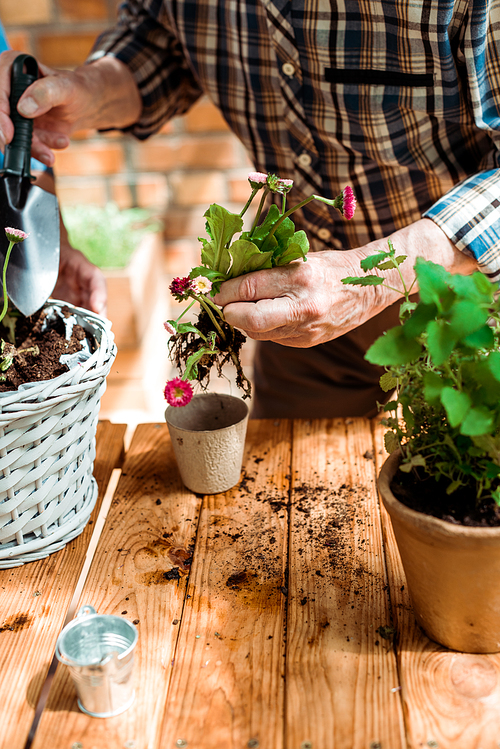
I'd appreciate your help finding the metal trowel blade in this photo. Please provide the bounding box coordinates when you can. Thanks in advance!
[0,176,60,317]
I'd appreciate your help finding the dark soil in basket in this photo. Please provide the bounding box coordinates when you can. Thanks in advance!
[390,468,500,527]
[0,306,90,392]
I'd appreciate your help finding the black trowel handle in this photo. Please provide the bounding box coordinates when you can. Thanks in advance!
[3,54,39,178]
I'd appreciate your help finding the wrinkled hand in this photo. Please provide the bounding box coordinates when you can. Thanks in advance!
[213,219,478,348]
[0,51,89,165]
[214,249,391,347]
[53,243,107,316]
[0,51,141,166]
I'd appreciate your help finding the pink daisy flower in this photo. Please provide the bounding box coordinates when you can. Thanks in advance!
[341,186,357,220]
[164,321,176,335]
[192,275,212,294]
[169,276,195,301]
[5,227,28,243]
[164,377,194,407]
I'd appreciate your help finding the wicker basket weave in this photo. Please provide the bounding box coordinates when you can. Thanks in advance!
[0,301,116,568]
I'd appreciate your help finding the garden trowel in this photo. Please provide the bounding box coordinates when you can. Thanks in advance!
[0,54,59,317]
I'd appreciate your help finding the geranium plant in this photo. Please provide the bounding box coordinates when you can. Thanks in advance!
[343,241,500,514]
[164,173,356,406]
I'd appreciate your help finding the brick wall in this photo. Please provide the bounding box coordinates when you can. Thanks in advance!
[1,0,254,275]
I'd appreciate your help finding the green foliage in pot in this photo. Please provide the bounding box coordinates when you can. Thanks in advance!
[343,240,500,507]
[62,203,162,269]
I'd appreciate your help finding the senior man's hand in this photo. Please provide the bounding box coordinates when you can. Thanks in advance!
[0,51,141,165]
[214,219,478,348]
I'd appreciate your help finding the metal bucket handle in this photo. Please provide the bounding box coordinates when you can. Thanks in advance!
[56,604,100,667]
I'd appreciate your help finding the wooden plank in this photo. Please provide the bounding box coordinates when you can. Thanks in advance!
[0,420,126,749]
[373,422,500,749]
[158,419,291,749]
[31,423,202,749]
[286,418,406,749]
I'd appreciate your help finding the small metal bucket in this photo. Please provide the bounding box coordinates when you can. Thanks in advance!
[55,604,138,717]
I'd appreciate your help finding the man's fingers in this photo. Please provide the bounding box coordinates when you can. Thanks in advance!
[17,75,69,118]
[214,265,301,307]
[223,296,295,333]
[36,129,70,150]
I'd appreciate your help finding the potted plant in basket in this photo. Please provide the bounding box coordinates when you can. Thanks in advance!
[343,242,500,653]
[0,227,116,568]
[163,173,356,493]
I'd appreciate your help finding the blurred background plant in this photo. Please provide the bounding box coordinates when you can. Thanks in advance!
[62,203,162,269]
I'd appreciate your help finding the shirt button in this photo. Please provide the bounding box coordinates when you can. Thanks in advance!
[318,227,331,241]
[282,62,295,77]
[297,152,312,168]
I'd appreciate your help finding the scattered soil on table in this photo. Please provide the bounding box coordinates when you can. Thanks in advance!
[0,306,90,392]
[390,469,500,527]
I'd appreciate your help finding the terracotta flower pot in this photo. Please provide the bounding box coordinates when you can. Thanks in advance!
[165,393,249,494]
[379,451,500,653]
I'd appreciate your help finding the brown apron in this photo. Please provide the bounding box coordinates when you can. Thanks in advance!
[251,298,407,419]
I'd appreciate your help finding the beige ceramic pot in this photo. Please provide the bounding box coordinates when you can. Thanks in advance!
[165,393,249,494]
[379,451,500,653]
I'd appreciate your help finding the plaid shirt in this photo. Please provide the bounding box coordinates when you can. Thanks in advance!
[90,0,500,278]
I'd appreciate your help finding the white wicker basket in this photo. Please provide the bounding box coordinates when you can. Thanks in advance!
[0,301,116,568]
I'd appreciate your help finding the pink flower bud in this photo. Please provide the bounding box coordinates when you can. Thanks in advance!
[248,171,268,189]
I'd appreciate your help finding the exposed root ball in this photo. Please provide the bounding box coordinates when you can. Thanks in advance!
[168,309,251,398]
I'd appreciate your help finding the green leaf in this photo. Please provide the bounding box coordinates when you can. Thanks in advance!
[341,276,384,286]
[226,239,273,278]
[262,214,296,255]
[399,454,426,472]
[200,238,216,268]
[414,258,451,307]
[184,346,217,380]
[423,371,446,405]
[203,204,244,272]
[426,319,457,365]
[274,230,309,266]
[460,407,494,436]
[379,371,397,392]
[488,351,500,382]
[448,300,489,339]
[398,300,417,320]
[486,461,500,479]
[274,244,305,266]
[449,271,494,304]
[189,266,227,283]
[383,401,398,412]
[365,326,422,366]
[0,355,12,372]
[377,255,407,271]
[462,360,500,404]
[360,252,390,271]
[446,479,462,495]
[384,431,399,454]
[440,387,471,428]
[462,325,495,350]
[176,322,202,335]
[241,204,282,248]
[401,302,437,338]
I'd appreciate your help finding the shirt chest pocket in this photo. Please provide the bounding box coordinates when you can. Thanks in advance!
[320,67,463,166]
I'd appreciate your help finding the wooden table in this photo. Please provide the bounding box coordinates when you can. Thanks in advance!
[1,419,500,749]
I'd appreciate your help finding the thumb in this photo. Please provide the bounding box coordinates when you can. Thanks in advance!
[17,73,70,118]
